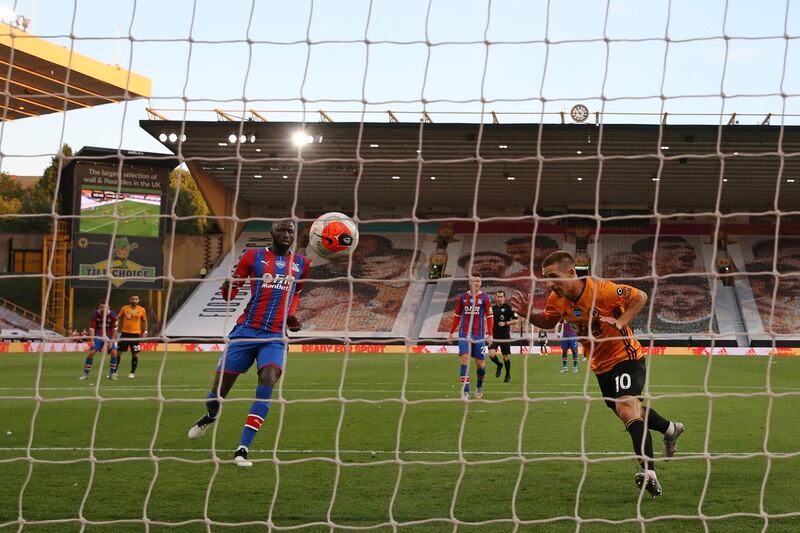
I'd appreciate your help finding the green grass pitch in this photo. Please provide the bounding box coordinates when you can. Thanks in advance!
[79,200,160,238]
[0,352,798,532]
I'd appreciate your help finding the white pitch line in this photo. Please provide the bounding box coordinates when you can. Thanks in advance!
[0,446,789,457]
[0,385,797,393]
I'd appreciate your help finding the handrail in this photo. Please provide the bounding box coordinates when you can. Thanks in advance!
[0,295,65,334]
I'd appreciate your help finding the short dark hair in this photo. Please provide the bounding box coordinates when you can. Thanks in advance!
[541,250,574,270]
[495,289,505,297]
[469,271,482,279]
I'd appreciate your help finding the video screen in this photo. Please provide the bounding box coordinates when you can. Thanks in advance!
[78,188,161,238]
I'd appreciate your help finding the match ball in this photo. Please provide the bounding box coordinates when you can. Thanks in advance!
[308,212,359,260]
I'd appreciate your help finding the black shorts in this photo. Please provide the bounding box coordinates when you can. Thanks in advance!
[117,332,142,353]
[489,339,511,356]
[595,358,647,410]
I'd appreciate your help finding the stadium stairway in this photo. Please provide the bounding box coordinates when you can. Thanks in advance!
[0,305,43,331]
[714,282,749,347]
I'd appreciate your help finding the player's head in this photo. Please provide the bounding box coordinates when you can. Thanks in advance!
[494,289,506,304]
[129,294,140,307]
[98,302,108,313]
[469,271,482,292]
[541,251,581,299]
[271,219,296,251]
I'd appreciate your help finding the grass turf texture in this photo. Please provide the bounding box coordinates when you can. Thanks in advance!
[0,352,798,532]
[79,200,160,238]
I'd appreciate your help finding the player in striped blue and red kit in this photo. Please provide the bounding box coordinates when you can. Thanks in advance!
[187,220,310,467]
[447,273,493,399]
[559,318,580,373]
[78,302,119,380]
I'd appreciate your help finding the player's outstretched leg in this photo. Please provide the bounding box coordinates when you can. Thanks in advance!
[475,363,486,399]
[234,365,280,467]
[189,373,238,439]
[635,468,663,498]
[188,391,222,439]
[626,416,661,497]
[108,352,120,379]
[459,354,470,399]
[644,407,685,460]
[80,351,96,380]
[488,349,503,378]
[128,347,140,378]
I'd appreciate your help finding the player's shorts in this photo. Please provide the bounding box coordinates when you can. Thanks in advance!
[90,338,117,352]
[561,340,578,351]
[457,337,487,360]
[216,324,287,374]
[117,332,141,353]
[595,358,647,410]
[489,339,511,356]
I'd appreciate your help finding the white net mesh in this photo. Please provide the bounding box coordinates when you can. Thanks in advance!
[1,0,799,531]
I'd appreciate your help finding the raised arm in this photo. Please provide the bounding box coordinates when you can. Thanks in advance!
[510,291,561,330]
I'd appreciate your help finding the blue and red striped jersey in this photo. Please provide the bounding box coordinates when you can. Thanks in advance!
[562,320,576,339]
[231,247,310,333]
[451,291,493,339]
[89,309,117,337]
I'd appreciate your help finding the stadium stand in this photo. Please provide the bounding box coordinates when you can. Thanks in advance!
[164,220,798,345]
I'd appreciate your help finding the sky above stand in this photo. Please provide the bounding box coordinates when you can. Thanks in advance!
[1,0,800,175]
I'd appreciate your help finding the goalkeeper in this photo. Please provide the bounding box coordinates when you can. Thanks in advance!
[511,251,684,497]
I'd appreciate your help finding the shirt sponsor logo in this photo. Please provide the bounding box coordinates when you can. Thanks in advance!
[464,305,482,314]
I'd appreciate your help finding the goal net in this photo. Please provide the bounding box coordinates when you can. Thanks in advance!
[1,0,799,531]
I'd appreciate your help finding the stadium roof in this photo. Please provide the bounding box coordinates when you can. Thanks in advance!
[139,119,800,217]
[0,22,151,121]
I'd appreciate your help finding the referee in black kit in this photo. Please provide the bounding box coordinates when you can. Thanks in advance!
[487,290,519,382]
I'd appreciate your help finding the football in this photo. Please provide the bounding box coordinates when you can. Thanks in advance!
[308,212,359,260]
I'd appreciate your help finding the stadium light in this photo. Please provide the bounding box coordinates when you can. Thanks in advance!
[239,134,247,143]
[218,142,227,147]
[392,175,400,180]
[577,177,583,181]
[228,134,237,143]
[180,134,187,142]
[249,134,256,143]
[158,133,167,142]
[254,174,262,178]
[292,131,313,146]
[168,133,178,143]
[787,179,795,183]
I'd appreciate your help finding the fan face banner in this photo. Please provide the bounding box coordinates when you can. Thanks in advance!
[70,162,167,289]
